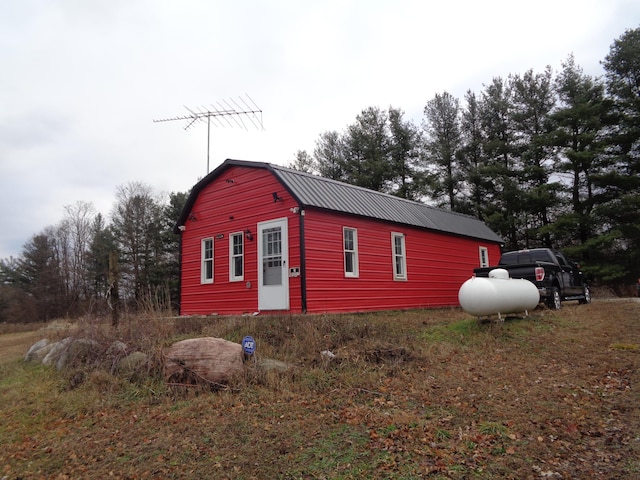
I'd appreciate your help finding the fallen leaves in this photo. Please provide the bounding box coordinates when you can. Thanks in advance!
[1,302,639,478]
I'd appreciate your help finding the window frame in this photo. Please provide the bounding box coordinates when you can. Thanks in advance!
[201,237,214,284]
[229,231,244,282]
[343,227,359,278]
[479,246,489,267]
[391,232,407,281]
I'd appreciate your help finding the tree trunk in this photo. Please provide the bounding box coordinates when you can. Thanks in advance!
[108,251,120,328]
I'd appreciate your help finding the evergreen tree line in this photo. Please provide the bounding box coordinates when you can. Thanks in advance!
[290,28,640,290]
[0,185,187,323]
[1,28,638,323]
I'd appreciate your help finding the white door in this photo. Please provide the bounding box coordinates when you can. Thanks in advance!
[258,218,289,310]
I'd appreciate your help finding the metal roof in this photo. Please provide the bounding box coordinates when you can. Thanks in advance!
[177,159,504,244]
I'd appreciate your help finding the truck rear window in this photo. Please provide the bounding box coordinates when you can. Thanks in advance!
[500,250,553,265]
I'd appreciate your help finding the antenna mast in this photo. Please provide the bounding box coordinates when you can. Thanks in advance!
[153,94,263,174]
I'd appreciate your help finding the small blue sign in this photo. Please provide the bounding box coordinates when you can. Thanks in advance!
[242,336,256,355]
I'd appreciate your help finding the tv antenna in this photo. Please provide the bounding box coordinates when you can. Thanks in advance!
[153,94,263,174]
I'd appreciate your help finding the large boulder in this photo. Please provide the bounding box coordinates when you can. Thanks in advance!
[55,338,99,370]
[117,351,148,379]
[24,339,50,362]
[37,337,99,370]
[42,337,73,367]
[163,337,243,385]
[107,340,128,358]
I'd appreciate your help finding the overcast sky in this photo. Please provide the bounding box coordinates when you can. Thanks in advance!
[0,0,638,259]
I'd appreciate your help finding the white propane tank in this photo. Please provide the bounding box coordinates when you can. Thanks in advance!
[458,268,540,317]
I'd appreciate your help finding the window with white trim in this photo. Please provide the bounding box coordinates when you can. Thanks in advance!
[230,232,244,281]
[343,227,359,277]
[392,232,407,280]
[479,246,489,267]
[201,238,214,284]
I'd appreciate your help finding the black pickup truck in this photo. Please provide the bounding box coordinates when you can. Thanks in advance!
[474,248,591,309]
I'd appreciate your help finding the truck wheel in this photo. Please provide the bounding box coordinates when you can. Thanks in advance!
[547,287,561,310]
[579,285,592,304]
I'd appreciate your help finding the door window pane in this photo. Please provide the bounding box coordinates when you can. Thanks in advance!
[262,227,282,286]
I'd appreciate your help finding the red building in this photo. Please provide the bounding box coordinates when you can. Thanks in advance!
[175,159,503,315]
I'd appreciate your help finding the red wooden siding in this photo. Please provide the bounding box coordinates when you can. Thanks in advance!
[302,209,501,313]
[178,162,502,315]
[180,166,302,315]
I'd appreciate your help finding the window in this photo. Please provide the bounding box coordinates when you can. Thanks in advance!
[262,226,283,286]
[230,232,244,281]
[201,238,214,284]
[343,227,359,277]
[392,232,407,280]
[479,246,489,267]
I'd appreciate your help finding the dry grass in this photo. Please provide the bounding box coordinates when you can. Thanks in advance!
[0,331,45,364]
[1,301,639,479]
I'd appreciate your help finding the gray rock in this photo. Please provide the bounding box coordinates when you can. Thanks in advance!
[258,358,292,372]
[107,340,128,357]
[42,337,73,367]
[31,342,57,363]
[24,339,50,362]
[117,351,148,378]
[55,338,99,370]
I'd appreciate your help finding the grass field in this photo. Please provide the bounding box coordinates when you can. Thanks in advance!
[1,300,639,479]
